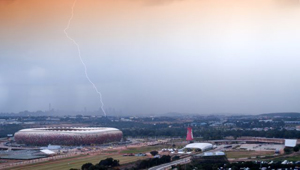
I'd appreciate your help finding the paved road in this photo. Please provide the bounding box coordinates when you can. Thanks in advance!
[148,157,191,170]
[0,142,39,150]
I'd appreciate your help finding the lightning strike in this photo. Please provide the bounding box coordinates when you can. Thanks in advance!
[64,0,107,116]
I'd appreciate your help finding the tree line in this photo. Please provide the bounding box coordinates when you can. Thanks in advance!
[122,127,300,140]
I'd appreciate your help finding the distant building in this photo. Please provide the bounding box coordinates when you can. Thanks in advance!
[223,123,236,127]
[237,137,300,145]
[46,118,60,121]
[7,121,22,125]
[284,121,300,124]
[23,122,35,125]
[259,119,273,123]
[252,128,263,131]
[0,119,6,124]
[120,118,132,122]
[191,122,207,126]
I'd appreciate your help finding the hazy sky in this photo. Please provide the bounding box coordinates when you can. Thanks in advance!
[1,0,300,115]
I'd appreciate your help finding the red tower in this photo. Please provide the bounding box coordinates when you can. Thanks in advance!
[186,127,193,141]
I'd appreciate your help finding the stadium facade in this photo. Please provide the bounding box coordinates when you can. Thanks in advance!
[14,127,123,146]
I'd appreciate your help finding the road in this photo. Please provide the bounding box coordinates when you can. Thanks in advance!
[148,157,191,170]
[0,142,39,150]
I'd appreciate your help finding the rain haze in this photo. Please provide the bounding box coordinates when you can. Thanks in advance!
[1,0,300,115]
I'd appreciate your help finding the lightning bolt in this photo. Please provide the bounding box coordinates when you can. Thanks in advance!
[64,0,107,116]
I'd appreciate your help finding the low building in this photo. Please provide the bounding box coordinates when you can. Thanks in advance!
[237,137,285,144]
[284,121,300,124]
[40,149,56,155]
[40,144,61,150]
[184,143,213,152]
[193,151,228,164]
[259,119,273,123]
[285,139,297,147]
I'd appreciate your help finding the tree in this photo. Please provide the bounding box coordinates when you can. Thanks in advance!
[294,146,299,152]
[172,156,180,161]
[231,166,239,170]
[112,160,120,167]
[136,155,172,169]
[159,155,171,164]
[150,150,158,156]
[284,147,292,153]
[137,160,149,169]
[81,163,93,170]
[87,165,107,170]
[98,158,120,167]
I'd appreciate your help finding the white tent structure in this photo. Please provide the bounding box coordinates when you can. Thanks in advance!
[184,143,213,151]
[285,139,297,147]
[40,149,56,155]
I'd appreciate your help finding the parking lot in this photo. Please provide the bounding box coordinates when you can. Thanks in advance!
[239,144,284,152]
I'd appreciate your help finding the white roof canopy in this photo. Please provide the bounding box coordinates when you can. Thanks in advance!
[40,149,55,155]
[285,139,297,147]
[184,143,213,151]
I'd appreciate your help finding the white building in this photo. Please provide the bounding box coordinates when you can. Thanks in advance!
[184,143,213,152]
[285,139,297,147]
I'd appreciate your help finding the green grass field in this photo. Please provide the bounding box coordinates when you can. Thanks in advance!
[121,145,164,154]
[7,154,146,170]
[101,150,118,153]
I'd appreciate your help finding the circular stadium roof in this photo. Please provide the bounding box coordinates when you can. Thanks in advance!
[17,127,120,134]
[184,143,213,151]
[14,127,123,146]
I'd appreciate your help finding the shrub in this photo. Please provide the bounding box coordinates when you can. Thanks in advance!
[81,163,93,170]
[293,146,299,152]
[284,147,292,153]
[150,150,158,156]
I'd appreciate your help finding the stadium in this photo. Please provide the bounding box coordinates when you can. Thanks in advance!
[14,127,123,146]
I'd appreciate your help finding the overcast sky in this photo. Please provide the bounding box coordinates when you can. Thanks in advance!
[1,0,300,115]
